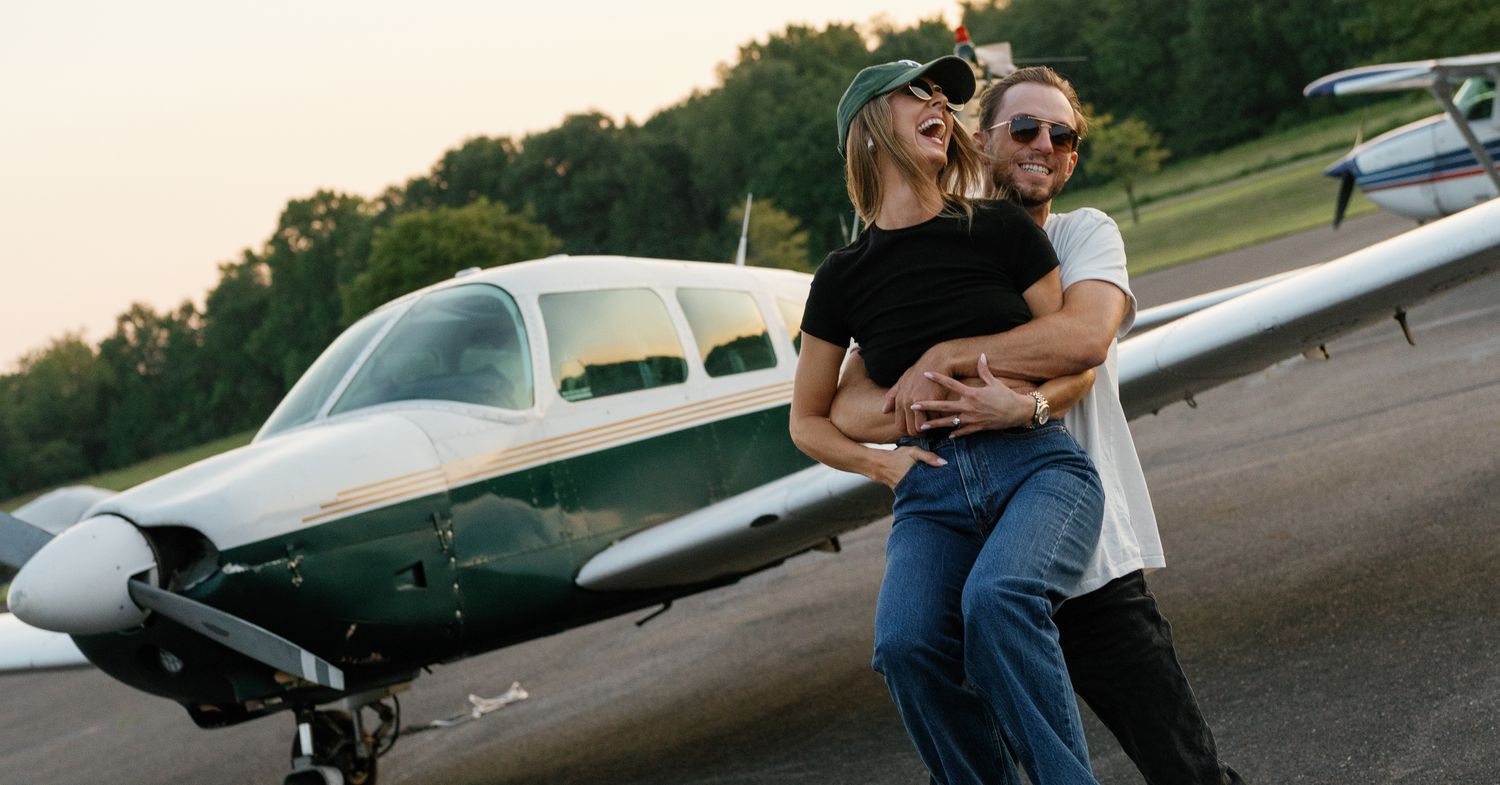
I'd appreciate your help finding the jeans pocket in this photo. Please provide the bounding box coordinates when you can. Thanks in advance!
[892,459,924,496]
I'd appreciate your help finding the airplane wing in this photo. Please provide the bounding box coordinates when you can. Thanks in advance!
[576,463,891,591]
[0,486,113,673]
[1303,52,1500,97]
[1120,198,1500,418]
[0,612,90,673]
[1132,265,1314,334]
[580,199,1500,592]
[11,486,116,534]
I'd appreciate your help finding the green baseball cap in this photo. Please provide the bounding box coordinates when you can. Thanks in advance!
[835,55,976,157]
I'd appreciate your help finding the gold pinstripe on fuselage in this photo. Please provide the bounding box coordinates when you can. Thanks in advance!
[304,381,794,523]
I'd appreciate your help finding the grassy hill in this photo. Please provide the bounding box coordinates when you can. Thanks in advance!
[1057,96,1432,274]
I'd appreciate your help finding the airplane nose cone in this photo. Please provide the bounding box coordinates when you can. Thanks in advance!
[1325,156,1359,179]
[10,514,157,635]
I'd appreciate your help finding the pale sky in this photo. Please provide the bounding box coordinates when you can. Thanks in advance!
[1,0,957,371]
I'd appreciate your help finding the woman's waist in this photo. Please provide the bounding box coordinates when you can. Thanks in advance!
[895,420,1075,452]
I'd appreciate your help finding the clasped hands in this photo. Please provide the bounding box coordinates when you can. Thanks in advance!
[882,352,1037,438]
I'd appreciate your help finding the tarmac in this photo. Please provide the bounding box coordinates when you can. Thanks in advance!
[3,211,1498,785]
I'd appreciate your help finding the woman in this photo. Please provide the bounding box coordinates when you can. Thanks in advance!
[788,56,1105,785]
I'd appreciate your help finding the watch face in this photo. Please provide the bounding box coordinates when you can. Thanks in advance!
[1031,393,1050,426]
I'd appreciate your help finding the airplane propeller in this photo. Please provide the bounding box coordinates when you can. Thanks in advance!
[1,510,344,690]
[1324,156,1359,230]
[1334,170,1356,229]
[0,510,53,570]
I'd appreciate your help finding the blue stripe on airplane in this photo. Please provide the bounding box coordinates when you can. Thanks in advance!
[1353,139,1500,188]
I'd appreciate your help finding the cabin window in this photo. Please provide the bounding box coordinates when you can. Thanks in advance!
[330,284,533,414]
[258,306,400,437]
[776,298,805,353]
[540,289,687,401]
[1456,78,1495,121]
[676,288,777,376]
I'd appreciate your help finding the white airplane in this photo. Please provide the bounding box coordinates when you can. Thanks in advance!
[2,199,1499,785]
[1304,52,1500,227]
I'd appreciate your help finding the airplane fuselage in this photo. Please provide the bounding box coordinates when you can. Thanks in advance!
[1325,80,1499,220]
[67,257,821,727]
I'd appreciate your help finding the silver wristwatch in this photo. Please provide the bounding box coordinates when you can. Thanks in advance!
[1029,391,1051,427]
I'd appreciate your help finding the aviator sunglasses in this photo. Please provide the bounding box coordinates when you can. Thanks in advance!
[904,80,965,112]
[989,115,1080,152]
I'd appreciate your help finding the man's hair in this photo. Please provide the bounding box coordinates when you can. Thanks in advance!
[844,94,984,227]
[977,66,1089,141]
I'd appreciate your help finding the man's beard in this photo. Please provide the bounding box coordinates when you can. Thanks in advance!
[990,163,1057,207]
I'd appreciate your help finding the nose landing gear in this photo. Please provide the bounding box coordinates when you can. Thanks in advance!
[284,690,400,785]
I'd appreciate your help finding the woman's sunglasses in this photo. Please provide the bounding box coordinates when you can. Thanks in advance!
[988,115,1080,153]
[904,80,964,113]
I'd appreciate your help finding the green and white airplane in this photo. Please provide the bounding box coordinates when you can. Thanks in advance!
[3,198,1500,785]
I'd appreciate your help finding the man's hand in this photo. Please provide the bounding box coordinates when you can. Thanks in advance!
[882,346,953,437]
[910,354,1037,437]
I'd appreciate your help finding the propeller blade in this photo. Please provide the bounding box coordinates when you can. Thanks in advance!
[128,580,345,690]
[0,511,54,570]
[1334,172,1356,229]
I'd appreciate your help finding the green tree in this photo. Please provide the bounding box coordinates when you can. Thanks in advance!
[1338,0,1500,62]
[651,24,871,256]
[603,126,712,259]
[254,191,377,388]
[503,113,629,254]
[199,251,283,434]
[2,335,109,489]
[394,135,520,213]
[1085,111,1170,224]
[341,199,562,321]
[96,302,206,466]
[726,198,815,272]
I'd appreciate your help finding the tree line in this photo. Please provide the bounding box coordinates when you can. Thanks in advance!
[4,0,1495,499]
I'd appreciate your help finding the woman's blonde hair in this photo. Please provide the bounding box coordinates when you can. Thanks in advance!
[844,93,985,227]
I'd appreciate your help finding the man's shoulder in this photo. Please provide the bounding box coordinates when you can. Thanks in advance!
[1047,208,1123,260]
[1045,207,1120,241]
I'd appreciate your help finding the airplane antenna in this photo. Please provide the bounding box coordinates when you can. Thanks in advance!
[734,192,752,266]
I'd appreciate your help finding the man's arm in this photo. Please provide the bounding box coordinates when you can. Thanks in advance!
[830,350,905,445]
[883,280,1129,429]
[832,352,1096,444]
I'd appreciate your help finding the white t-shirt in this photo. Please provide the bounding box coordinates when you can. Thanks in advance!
[1046,208,1166,595]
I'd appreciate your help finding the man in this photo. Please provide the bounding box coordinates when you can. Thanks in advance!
[830,66,1246,785]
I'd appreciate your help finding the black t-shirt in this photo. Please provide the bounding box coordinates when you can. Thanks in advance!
[801,199,1059,387]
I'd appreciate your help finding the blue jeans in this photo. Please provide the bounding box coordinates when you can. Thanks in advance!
[873,423,1104,785]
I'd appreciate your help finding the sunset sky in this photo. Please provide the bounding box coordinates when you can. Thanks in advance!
[1,0,957,370]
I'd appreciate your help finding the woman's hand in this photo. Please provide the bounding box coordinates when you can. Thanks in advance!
[910,353,1037,437]
[869,444,948,489]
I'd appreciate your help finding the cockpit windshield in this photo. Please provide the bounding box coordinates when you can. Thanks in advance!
[257,305,400,440]
[329,284,533,416]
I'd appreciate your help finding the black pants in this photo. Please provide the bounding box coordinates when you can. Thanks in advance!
[1055,570,1247,785]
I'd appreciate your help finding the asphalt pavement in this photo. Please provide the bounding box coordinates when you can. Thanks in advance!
[2,210,1497,785]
